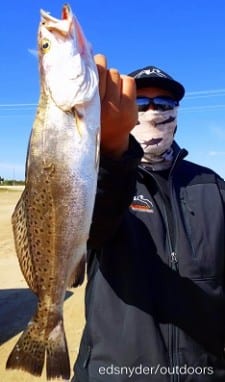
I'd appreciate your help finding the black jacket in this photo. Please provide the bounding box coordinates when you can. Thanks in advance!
[72,137,225,382]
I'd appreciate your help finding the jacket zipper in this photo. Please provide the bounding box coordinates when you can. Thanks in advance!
[158,165,182,382]
[140,148,187,382]
[168,173,181,382]
[162,200,179,382]
[149,173,180,382]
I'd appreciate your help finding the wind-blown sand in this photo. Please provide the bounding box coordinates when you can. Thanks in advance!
[0,187,86,381]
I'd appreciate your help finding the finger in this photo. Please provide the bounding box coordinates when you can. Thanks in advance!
[94,53,107,68]
[120,75,138,124]
[104,68,121,108]
[120,75,136,103]
[94,54,107,101]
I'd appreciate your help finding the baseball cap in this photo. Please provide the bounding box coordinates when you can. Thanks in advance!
[128,65,185,101]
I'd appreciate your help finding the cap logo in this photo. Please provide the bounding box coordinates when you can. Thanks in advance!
[135,68,167,79]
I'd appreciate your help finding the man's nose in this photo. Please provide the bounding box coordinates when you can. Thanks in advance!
[148,104,156,110]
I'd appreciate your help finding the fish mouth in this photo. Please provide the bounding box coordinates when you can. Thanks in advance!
[40,4,73,36]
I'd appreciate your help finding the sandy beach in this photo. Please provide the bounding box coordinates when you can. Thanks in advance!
[0,187,86,381]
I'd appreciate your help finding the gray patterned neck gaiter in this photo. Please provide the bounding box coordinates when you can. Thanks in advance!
[131,107,178,171]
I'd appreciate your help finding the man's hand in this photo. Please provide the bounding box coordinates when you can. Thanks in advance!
[95,54,138,158]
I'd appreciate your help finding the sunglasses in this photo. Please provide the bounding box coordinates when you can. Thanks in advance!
[136,96,179,112]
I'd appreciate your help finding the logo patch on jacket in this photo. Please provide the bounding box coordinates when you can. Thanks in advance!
[130,195,154,213]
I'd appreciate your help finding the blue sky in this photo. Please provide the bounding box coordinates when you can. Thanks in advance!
[0,0,225,180]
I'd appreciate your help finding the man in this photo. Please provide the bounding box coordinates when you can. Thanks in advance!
[71,55,225,381]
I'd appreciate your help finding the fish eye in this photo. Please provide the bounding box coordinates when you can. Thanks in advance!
[41,38,51,53]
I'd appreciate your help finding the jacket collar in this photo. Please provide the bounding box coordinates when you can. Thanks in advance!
[139,141,188,172]
[138,141,188,178]
[170,141,188,173]
[172,140,188,159]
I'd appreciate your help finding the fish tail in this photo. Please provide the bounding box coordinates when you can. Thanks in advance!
[6,324,45,376]
[6,319,70,380]
[46,320,70,380]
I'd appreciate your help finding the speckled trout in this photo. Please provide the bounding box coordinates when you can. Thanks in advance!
[6,4,100,380]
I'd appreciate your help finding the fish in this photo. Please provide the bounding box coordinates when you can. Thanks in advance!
[6,4,100,380]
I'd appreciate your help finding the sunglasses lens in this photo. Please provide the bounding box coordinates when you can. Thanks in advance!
[136,97,178,111]
[154,97,178,111]
[136,97,150,112]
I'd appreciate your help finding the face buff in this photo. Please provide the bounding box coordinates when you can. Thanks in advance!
[131,107,178,171]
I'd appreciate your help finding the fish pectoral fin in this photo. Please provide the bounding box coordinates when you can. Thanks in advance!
[69,255,86,288]
[72,106,83,137]
[95,128,100,169]
[12,190,38,293]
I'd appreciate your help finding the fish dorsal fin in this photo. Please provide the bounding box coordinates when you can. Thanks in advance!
[12,190,38,294]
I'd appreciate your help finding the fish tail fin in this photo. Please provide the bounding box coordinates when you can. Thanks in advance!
[46,320,70,380]
[6,324,45,376]
[6,320,71,380]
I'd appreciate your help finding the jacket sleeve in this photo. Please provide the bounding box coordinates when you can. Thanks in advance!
[217,177,225,307]
[87,135,143,249]
[217,176,225,212]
